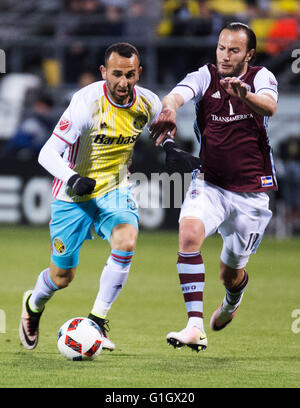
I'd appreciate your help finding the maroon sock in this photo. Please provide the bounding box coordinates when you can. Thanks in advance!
[177,251,205,319]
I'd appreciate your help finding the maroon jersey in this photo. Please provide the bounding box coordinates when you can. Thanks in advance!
[175,63,278,193]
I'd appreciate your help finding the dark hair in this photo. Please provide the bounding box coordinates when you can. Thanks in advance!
[220,22,257,61]
[104,42,141,66]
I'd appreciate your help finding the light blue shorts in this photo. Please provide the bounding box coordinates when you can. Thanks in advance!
[49,187,139,269]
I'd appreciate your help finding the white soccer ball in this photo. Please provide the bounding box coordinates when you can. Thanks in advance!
[57,317,103,361]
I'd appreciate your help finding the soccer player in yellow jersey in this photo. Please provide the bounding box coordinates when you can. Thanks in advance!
[19,43,162,351]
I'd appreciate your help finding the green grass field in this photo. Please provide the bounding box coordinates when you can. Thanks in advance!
[0,226,300,388]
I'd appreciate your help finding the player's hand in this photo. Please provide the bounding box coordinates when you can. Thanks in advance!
[67,174,96,196]
[220,77,249,99]
[163,139,201,174]
[149,108,177,146]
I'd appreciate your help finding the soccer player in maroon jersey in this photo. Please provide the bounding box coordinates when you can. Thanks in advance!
[150,22,278,351]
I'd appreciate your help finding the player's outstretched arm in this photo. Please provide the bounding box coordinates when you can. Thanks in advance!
[241,91,277,116]
[220,77,277,116]
[162,138,201,174]
[149,93,184,146]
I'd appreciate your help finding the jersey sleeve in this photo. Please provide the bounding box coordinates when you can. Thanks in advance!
[254,67,278,102]
[38,134,77,182]
[169,65,211,103]
[52,90,90,145]
[147,92,162,127]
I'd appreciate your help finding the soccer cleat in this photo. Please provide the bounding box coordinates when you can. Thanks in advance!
[19,290,44,350]
[88,313,115,351]
[166,326,207,352]
[210,294,243,331]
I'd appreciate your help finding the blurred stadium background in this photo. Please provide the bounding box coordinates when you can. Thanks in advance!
[0,0,299,237]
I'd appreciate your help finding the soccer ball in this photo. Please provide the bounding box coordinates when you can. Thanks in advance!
[57,317,103,361]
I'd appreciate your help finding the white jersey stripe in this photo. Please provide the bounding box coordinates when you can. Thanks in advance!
[54,180,63,198]
[52,178,59,197]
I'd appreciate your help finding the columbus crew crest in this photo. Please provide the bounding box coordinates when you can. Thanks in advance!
[133,114,147,130]
[53,238,66,254]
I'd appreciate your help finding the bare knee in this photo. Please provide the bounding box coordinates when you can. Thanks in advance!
[110,224,138,252]
[179,218,205,252]
[50,262,76,289]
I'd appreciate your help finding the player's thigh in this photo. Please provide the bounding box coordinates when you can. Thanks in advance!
[179,180,227,239]
[93,187,139,244]
[219,192,272,269]
[49,199,96,269]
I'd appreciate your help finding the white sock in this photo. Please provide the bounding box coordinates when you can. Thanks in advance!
[91,250,134,318]
[186,316,205,332]
[222,294,244,313]
[29,268,59,313]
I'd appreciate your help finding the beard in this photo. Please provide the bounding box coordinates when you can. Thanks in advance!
[217,57,248,78]
[110,89,130,105]
[106,81,131,105]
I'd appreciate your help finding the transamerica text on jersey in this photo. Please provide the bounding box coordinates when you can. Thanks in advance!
[211,113,254,122]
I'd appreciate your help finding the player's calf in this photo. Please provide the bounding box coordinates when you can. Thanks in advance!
[210,270,248,331]
[49,263,75,289]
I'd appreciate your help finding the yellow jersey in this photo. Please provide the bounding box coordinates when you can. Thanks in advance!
[51,81,161,202]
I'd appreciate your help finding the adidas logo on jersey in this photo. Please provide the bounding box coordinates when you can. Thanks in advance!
[211,91,221,99]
